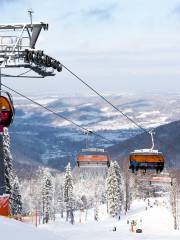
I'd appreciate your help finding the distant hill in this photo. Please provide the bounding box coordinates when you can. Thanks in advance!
[7,93,180,172]
[108,120,180,168]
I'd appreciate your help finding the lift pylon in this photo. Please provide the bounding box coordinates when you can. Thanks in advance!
[0,12,63,197]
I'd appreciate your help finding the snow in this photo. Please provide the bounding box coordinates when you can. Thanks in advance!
[101,107,133,115]
[52,120,72,127]
[0,197,180,240]
[35,98,58,105]
[81,103,93,107]
[137,111,161,119]
[0,216,55,240]
[39,197,180,240]
[91,119,135,131]
[13,95,176,133]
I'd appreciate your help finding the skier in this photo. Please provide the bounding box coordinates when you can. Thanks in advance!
[113,227,117,231]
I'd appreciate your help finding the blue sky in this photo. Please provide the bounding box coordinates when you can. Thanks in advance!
[1,0,180,95]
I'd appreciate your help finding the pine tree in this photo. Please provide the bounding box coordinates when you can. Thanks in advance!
[170,178,179,230]
[124,172,131,213]
[63,163,74,224]
[41,168,54,224]
[113,161,124,214]
[3,128,14,213]
[11,176,22,216]
[57,185,64,218]
[106,162,120,217]
[3,128,13,194]
[94,186,99,221]
[121,163,132,214]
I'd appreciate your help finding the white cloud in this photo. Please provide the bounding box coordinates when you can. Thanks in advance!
[1,0,180,94]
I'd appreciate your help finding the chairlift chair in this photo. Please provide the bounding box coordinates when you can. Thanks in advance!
[77,148,110,168]
[129,131,165,173]
[0,91,15,131]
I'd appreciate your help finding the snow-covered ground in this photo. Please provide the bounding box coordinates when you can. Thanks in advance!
[0,216,55,240]
[40,198,180,240]
[1,197,180,240]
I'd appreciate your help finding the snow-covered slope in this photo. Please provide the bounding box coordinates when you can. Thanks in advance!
[39,197,180,240]
[0,197,180,240]
[0,216,56,240]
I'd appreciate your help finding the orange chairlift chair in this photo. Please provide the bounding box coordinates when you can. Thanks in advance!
[129,131,164,173]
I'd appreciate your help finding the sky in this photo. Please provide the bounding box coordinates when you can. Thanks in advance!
[1,0,180,95]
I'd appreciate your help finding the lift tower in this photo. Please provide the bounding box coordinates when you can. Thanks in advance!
[0,16,62,195]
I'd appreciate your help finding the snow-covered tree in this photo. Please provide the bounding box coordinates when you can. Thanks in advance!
[41,168,54,224]
[113,161,124,213]
[64,163,74,224]
[81,195,88,211]
[106,162,121,217]
[11,176,22,216]
[170,178,179,230]
[94,186,99,221]
[124,172,131,213]
[120,162,133,214]
[3,128,14,198]
[56,184,64,218]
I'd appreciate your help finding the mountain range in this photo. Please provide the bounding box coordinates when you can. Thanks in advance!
[8,92,180,173]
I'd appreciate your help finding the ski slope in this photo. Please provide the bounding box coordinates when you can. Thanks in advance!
[0,216,55,240]
[0,197,180,240]
[40,197,180,240]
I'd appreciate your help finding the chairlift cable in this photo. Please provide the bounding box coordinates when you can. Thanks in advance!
[2,83,115,145]
[61,63,149,135]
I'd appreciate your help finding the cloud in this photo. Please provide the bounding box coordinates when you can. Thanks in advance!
[0,0,23,8]
[84,3,118,20]
[57,11,76,21]
[172,4,180,16]
[55,2,119,23]
[0,0,19,4]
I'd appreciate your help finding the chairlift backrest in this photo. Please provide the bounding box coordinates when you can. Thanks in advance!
[77,148,110,168]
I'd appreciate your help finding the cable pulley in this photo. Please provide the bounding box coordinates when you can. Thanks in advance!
[24,49,62,72]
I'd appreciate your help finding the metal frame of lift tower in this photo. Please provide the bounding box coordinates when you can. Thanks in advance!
[0,14,60,195]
